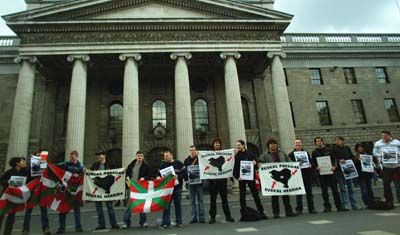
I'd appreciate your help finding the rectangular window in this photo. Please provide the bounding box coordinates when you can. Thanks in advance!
[384,98,400,122]
[351,99,367,124]
[316,101,332,126]
[344,68,357,84]
[310,68,323,85]
[290,102,296,128]
[376,67,390,84]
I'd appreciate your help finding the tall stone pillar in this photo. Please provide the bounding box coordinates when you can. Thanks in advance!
[65,55,89,161]
[267,52,295,154]
[6,56,37,168]
[119,54,141,167]
[220,52,246,147]
[170,53,194,161]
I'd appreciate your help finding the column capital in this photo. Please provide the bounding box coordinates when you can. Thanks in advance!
[14,56,38,64]
[119,53,142,61]
[220,52,241,60]
[170,52,192,60]
[267,51,287,59]
[67,55,90,63]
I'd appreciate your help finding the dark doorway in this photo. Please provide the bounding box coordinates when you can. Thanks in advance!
[147,147,171,178]
[106,148,122,168]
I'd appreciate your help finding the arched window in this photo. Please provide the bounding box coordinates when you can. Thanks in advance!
[109,102,123,121]
[152,99,167,128]
[194,98,209,131]
[242,97,251,129]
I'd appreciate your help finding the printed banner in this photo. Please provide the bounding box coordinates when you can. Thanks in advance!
[360,154,374,173]
[317,156,333,175]
[340,160,359,180]
[83,168,125,201]
[187,165,201,185]
[31,156,43,177]
[9,176,27,187]
[240,161,254,181]
[381,147,398,164]
[160,166,175,177]
[198,149,235,179]
[259,162,305,196]
[293,151,311,169]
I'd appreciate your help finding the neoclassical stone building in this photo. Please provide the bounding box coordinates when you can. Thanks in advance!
[0,0,399,175]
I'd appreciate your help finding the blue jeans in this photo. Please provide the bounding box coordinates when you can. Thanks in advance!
[359,176,374,206]
[123,207,146,227]
[189,184,205,222]
[162,187,182,226]
[58,207,81,231]
[23,206,49,232]
[95,201,117,227]
[336,172,358,209]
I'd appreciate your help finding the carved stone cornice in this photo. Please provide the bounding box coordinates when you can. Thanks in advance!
[170,52,192,60]
[66,55,90,62]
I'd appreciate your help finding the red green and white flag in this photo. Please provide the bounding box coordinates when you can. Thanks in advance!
[0,177,41,215]
[129,175,175,213]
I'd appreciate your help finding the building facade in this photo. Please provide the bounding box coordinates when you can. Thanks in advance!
[0,0,399,174]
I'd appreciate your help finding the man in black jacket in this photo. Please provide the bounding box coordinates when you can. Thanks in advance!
[288,138,317,214]
[123,151,150,228]
[90,150,119,230]
[233,140,267,219]
[312,137,347,212]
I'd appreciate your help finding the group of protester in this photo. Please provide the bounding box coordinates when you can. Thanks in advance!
[0,130,399,235]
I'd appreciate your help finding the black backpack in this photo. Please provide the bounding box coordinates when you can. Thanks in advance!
[240,206,262,222]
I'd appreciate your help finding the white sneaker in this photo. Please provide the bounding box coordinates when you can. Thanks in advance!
[140,222,149,228]
[121,224,130,229]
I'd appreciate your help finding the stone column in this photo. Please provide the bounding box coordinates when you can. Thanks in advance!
[267,52,295,154]
[220,52,246,147]
[170,53,194,161]
[6,56,37,167]
[119,54,141,167]
[65,55,89,160]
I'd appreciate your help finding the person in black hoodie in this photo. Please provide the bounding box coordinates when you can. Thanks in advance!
[123,151,150,228]
[288,138,317,214]
[311,137,347,212]
[208,139,234,224]
[353,143,376,206]
[233,140,267,219]
[90,150,119,230]
[0,157,29,235]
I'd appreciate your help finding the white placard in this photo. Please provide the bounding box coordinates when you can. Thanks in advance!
[240,161,254,181]
[83,168,126,201]
[9,176,27,187]
[187,165,202,185]
[317,156,333,175]
[339,160,359,180]
[293,151,311,169]
[381,147,398,164]
[198,149,235,179]
[360,154,374,173]
[30,156,43,177]
[160,166,175,177]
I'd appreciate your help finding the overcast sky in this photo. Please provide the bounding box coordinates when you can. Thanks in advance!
[1,0,400,35]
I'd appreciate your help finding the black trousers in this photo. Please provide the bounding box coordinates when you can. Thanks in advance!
[271,196,293,216]
[0,213,15,235]
[382,167,400,206]
[319,174,342,209]
[209,179,232,219]
[296,173,315,212]
[239,180,264,213]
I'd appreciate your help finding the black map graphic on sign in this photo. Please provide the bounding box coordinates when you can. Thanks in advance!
[93,175,115,194]
[209,156,225,172]
[270,169,291,188]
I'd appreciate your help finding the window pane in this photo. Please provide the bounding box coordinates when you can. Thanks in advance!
[194,99,209,131]
[376,67,389,84]
[152,100,167,128]
[384,98,400,122]
[316,101,332,126]
[242,97,251,129]
[310,69,323,85]
[109,103,123,121]
[351,99,367,124]
[344,68,357,84]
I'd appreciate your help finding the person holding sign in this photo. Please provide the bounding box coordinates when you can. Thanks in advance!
[372,130,400,209]
[183,145,205,224]
[0,157,29,235]
[90,150,120,230]
[123,151,150,228]
[159,150,185,228]
[233,140,267,220]
[332,137,360,210]
[311,137,347,213]
[288,138,317,214]
[259,138,297,218]
[208,139,235,224]
[354,144,377,206]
